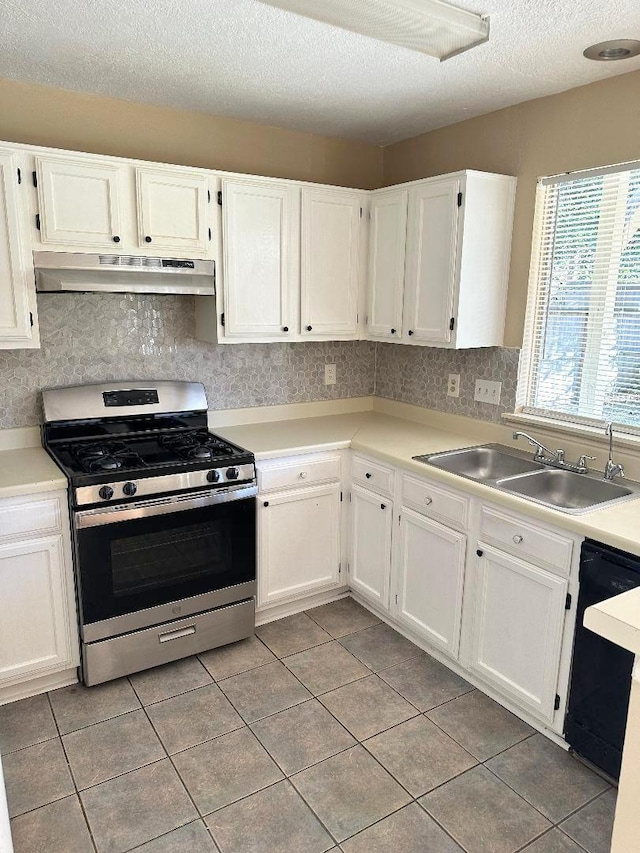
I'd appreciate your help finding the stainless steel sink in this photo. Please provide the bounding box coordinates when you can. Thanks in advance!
[414,444,544,484]
[497,468,634,512]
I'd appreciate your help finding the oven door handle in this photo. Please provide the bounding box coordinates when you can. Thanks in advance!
[75,484,257,529]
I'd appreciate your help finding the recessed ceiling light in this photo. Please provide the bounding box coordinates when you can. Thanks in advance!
[583,39,640,61]
[255,0,490,62]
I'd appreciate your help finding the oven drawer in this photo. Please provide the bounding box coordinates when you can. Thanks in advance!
[0,493,63,542]
[258,453,341,492]
[82,598,255,686]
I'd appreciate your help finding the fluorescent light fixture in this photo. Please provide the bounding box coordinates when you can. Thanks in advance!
[256,0,490,61]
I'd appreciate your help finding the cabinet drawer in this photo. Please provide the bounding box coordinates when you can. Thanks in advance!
[0,494,63,541]
[402,474,469,530]
[479,505,573,575]
[258,453,341,492]
[352,455,394,497]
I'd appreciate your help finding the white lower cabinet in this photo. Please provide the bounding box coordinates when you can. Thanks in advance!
[258,482,342,609]
[395,507,466,658]
[0,490,78,695]
[468,544,569,722]
[349,484,393,609]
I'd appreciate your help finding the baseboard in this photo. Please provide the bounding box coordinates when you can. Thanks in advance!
[256,587,349,626]
[0,667,78,706]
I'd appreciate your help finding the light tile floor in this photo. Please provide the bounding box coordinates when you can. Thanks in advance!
[0,596,616,853]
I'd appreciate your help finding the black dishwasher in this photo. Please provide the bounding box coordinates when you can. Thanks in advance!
[565,539,640,780]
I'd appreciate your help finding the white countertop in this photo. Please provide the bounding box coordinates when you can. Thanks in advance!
[0,447,67,499]
[218,410,640,558]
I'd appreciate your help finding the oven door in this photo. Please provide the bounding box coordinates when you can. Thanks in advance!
[74,485,256,638]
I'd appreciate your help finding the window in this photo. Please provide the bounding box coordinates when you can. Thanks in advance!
[518,162,640,432]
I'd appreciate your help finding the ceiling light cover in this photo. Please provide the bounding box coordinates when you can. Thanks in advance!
[583,39,640,61]
[256,0,490,61]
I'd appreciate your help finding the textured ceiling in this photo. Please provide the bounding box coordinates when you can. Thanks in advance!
[1,0,639,145]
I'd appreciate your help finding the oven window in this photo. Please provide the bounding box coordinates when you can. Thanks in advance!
[111,522,231,597]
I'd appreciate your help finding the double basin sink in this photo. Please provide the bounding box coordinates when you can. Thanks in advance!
[413,444,638,514]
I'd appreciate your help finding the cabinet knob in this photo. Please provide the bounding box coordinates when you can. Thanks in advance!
[408,330,414,336]
[299,472,308,479]
[283,326,289,332]
[263,501,269,507]
[112,235,121,243]
[390,328,396,334]
[306,325,313,332]
[513,534,524,544]
[381,503,386,510]
[424,496,433,505]
[365,472,372,479]
[477,549,484,557]
[145,236,152,243]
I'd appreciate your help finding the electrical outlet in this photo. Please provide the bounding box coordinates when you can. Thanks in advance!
[474,379,502,405]
[447,374,460,398]
[324,363,337,385]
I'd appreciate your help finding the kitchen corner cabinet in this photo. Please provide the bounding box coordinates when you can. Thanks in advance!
[0,490,79,693]
[349,484,393,608]
[0,150,39,349]
[300,187,363,339]
[367,170,516,349]
[257,453,344,610]
[219,178,299,340]
[366,188,407,341]
[468,545,568,722]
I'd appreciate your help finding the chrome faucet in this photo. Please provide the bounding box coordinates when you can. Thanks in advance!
[604,423,625,481]
[512,431,595,474]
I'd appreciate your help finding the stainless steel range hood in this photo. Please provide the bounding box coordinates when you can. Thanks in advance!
[34,252,215,295]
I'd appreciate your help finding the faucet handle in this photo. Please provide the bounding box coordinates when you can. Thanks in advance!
[577,454,596,470]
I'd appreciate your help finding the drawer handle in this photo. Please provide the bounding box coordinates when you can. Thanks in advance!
[513,534,524,544]
[159,625,196,643]
[365,472,372,479]
[424,497,433,505]
[299,472,308,479]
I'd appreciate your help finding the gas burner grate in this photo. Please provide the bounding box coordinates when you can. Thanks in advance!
[160,430,235,461]
[70,441,145,474]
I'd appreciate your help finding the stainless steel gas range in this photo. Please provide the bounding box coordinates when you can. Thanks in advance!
[41,381,257,686]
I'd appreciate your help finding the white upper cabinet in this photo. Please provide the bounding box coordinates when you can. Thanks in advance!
[0,150,38,349]
[36,155,125,248]
[395,507,466,658]
[403,178,461,345]
[469,545,568,722]
[301,188,362,338]
[221,178,299,340]
[136,167,210,253]
[366,170,516,350]
[367,188,407,341]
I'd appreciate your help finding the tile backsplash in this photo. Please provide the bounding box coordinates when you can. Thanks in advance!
[374,342,520,424]
[0,294,376,429]
[0,294,520,430]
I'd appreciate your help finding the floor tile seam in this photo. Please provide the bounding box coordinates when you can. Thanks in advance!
[249,722,358,779]
[9,792,100,853]
[50,702,144,737]
[313,667,425,718]
[277,775,343,848]
[553,785,617,831]
[483,742,612,828]
[51,721,100,851]
[71,753,172,797]
[477,729,537,764]
[464,761,557,829]
[122,818,215,853]
[511,823,588,853]
[8,787,75,822]
[152,717,247,759]
[411,796,472,852]
[314,681,422,742]
[197,654,274,682]
[269,636,346,660]
[129,677,219,709]
[331,799,427,849]
[191,776,289,824]
[423,704,534,762]
[0,732,61,758]
[196,634,277,680]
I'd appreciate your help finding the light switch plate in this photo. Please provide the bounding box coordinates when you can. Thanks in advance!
[447,374,460,398]
[474,379,502,405]
[324,363,337,385]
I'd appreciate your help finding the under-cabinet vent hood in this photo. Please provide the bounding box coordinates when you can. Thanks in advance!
[34,252,215,295]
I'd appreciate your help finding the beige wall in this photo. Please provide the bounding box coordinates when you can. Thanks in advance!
[0,78,383,190]
[383,70,640,347]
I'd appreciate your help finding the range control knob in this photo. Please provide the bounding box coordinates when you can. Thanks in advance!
[207,469,221,483]
[122,482,137,497]
[98,485,114,501]
[226,467,239,481]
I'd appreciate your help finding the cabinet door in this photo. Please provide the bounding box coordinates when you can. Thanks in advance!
[301,188,361,337]
[396,508,466,657]
[350,484,392,609]
[403,178,460,344]
[0,535,74,684]
[222,179,298,339]
[36,156,124,247]
[136,167,210,253]
[0,151,37,348]
[258,483,341,608]
[469,545,568,721]
[367,189,407,340]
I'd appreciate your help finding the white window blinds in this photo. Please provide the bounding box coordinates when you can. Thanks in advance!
[518,162,640,432]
